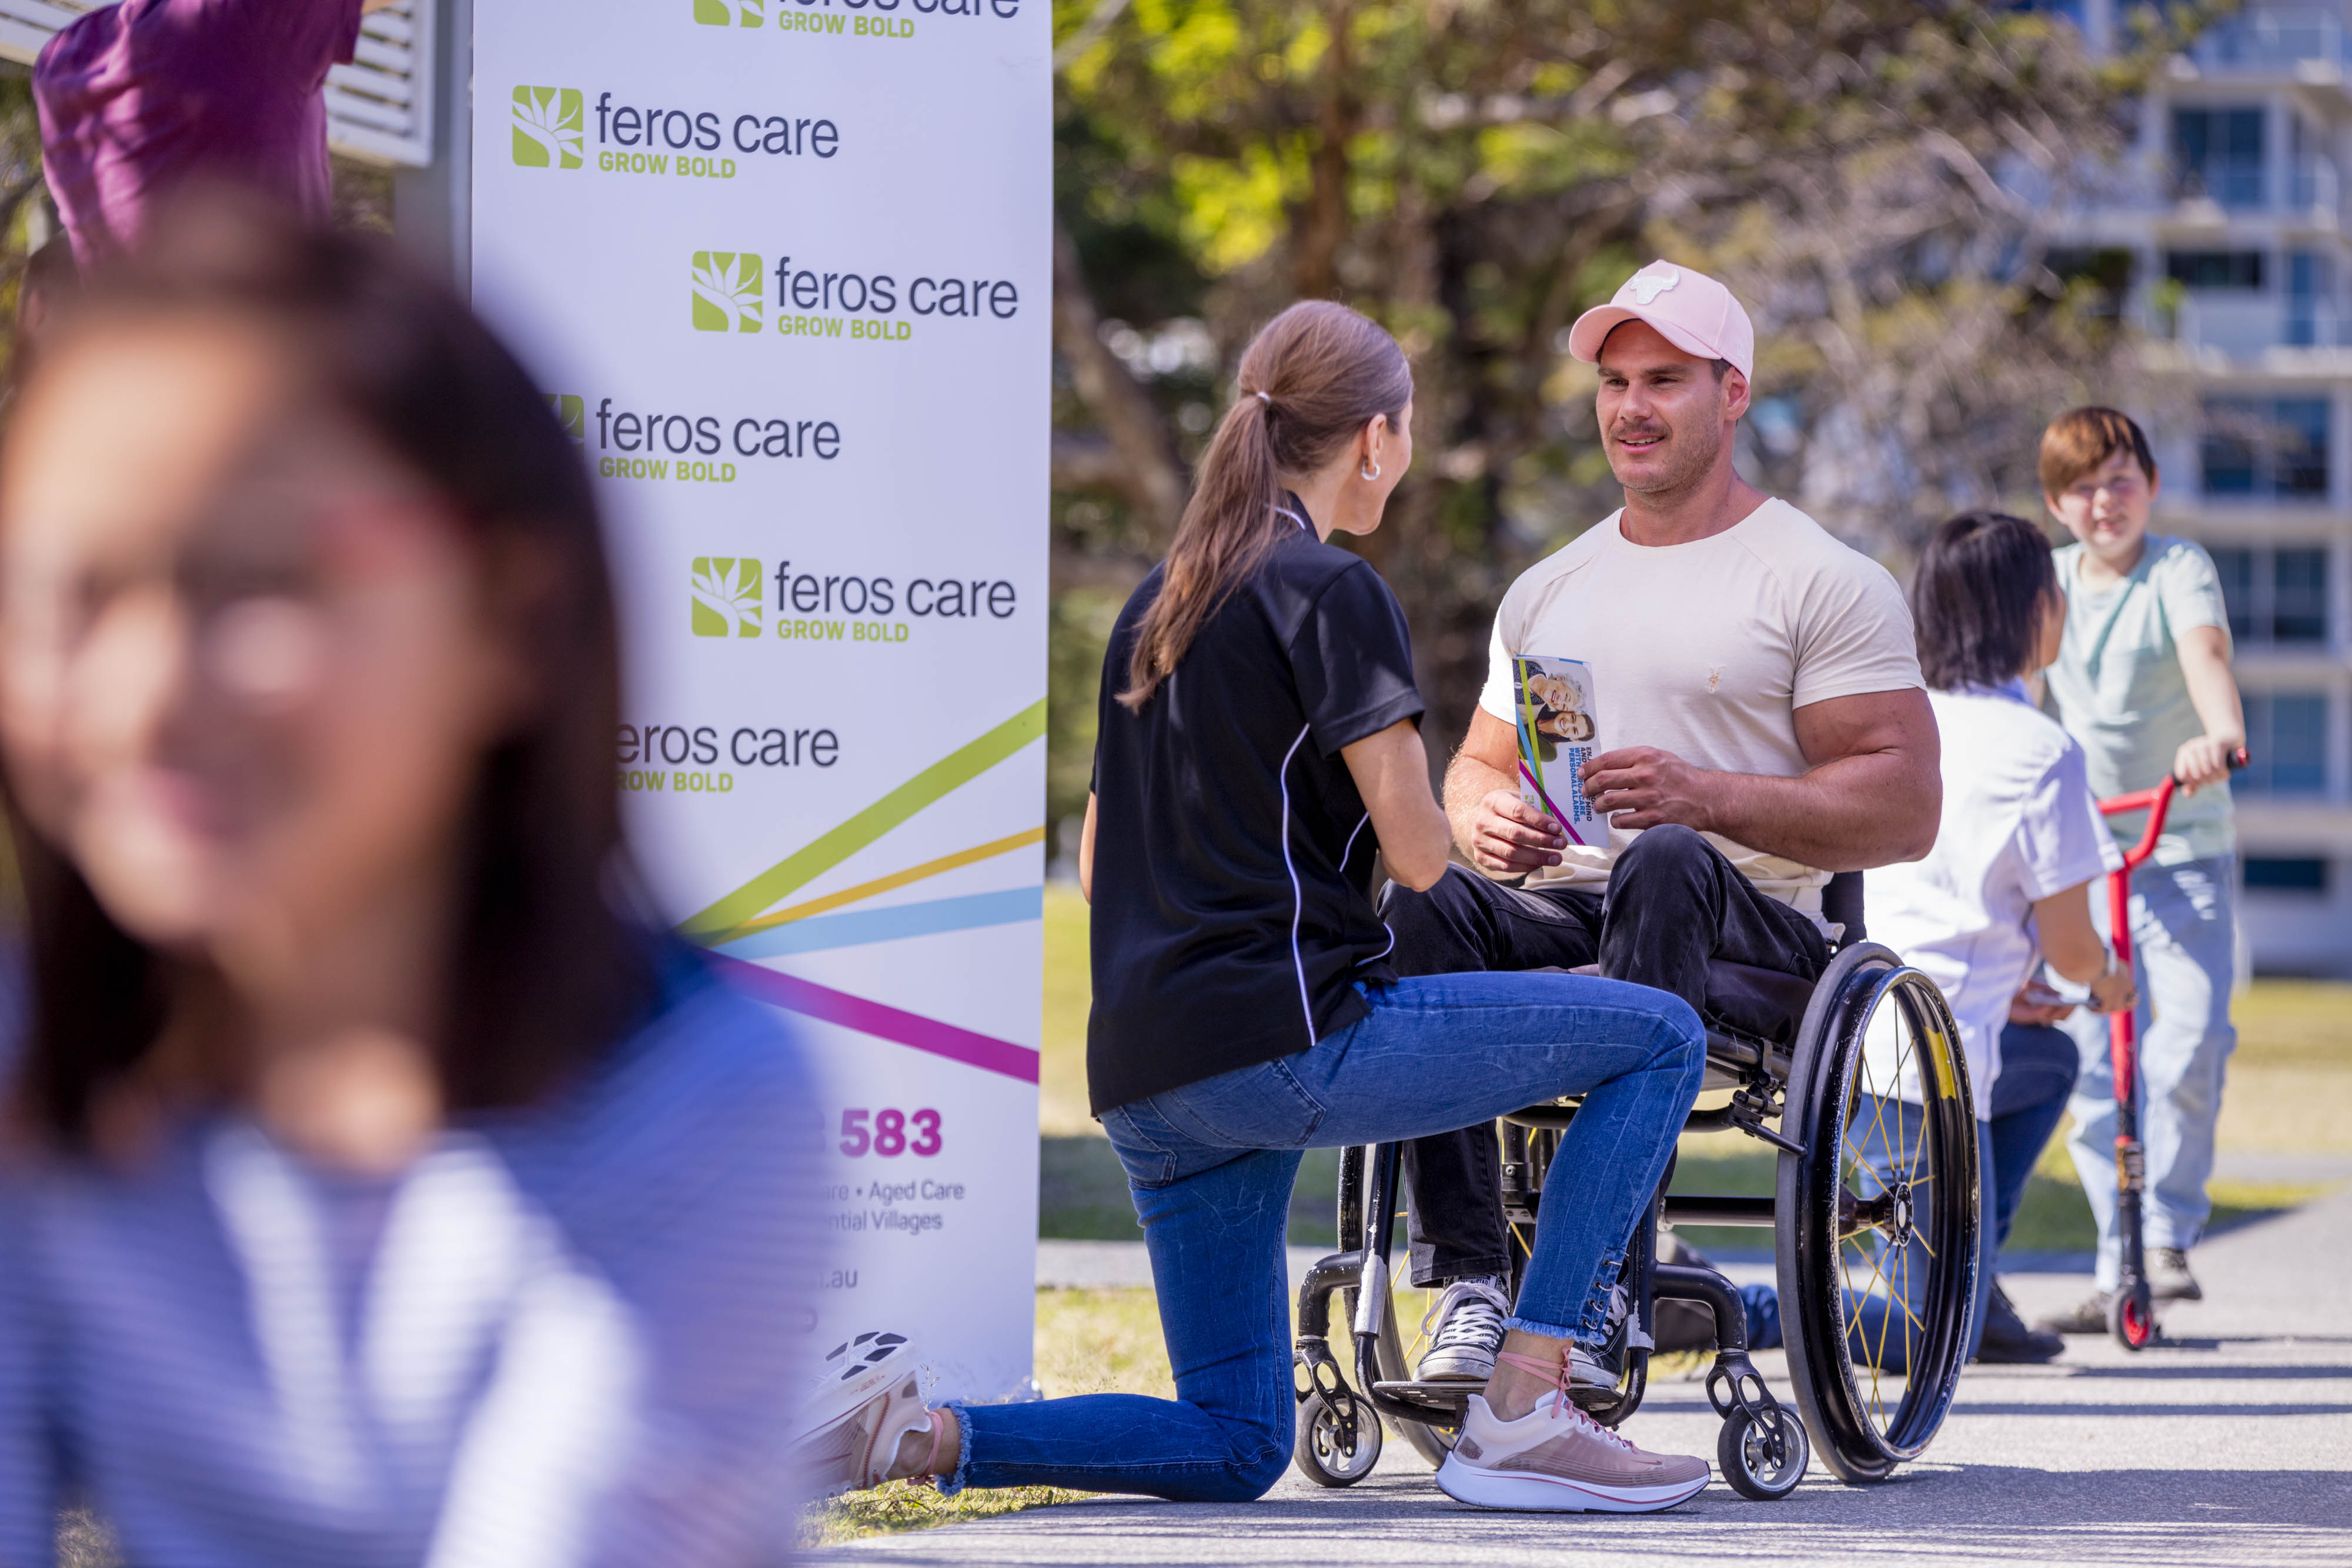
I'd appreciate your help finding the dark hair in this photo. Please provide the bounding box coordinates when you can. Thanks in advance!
[1119,300,1411,708]
[3,196,654,1150]
[1910,511,2060,693]
[2039,405,2157,496]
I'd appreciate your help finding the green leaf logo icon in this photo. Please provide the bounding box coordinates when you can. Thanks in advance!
[693,0,764,25]
[691,250,764,333]
[691,557,764,637]
[546,393,584,444]
[511,86,584,169]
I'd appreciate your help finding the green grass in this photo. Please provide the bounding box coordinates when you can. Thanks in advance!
[800,1483,1090,1547]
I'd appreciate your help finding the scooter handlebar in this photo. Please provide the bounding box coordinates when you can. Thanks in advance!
[2096,748,2249,871]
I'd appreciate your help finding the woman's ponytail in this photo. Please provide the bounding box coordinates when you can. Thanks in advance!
[1119,300,1411,710]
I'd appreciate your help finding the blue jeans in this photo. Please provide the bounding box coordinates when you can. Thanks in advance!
[2063,856,2236,1290]
[1987,1022,2079,1253]
[948,971,1705,1502]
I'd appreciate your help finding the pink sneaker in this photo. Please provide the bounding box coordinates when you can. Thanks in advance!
[1436,1392,1710,1513]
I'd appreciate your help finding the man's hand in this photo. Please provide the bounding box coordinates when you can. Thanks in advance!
[2173,732,2243,796]
[1581,746,1717,833]
[1464,788,1568,877]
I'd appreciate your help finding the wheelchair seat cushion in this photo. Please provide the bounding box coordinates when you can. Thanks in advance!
[1568,960,1817,1047]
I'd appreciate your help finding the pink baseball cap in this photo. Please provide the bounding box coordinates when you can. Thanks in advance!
[1566,260,1755,382]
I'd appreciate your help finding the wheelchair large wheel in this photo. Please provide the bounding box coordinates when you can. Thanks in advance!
[1776,944,1980,1483]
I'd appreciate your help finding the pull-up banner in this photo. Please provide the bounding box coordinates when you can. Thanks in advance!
[470,0,1050,1402]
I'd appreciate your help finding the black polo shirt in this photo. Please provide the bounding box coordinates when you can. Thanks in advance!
[1086,521,1425,1115]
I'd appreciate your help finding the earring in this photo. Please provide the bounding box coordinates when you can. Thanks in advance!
[1360,458,1381,481]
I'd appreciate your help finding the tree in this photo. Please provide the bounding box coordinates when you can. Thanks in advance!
[1043,0,2206,857]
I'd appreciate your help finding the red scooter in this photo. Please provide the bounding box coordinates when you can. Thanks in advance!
[2093,747,2248,1350]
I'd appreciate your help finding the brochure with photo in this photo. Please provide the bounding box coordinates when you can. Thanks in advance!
[1510,654,1599,844]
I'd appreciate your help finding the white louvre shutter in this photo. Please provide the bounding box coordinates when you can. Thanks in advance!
[0,0,436,168]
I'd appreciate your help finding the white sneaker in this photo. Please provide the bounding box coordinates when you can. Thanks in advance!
[794,1330,920,1446]
[1417,1278,1511,1381]
[1435,1392,1710,1513]
[790,1366,936,1499]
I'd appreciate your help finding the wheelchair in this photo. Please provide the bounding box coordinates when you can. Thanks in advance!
[1289,872,1980,1500]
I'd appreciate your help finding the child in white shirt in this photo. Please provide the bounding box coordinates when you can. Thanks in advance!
[1865,511,2136,1362]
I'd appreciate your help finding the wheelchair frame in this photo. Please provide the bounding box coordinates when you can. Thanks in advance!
[1289,877,1982,1499]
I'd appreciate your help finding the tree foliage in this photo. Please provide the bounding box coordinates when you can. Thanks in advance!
[1045,0,2209,850]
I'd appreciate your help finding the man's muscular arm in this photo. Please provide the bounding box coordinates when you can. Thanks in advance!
[1580,688,1940,871]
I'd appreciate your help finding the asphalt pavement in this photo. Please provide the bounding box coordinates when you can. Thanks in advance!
[818,1182,2352,1567]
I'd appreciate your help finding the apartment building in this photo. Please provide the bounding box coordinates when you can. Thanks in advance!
[2046,0,2352,974]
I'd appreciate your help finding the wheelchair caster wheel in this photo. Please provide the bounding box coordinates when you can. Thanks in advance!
[1294,1391,1381,1487]
[2110,1285,2157,1351]
[1717,1403,1809,1500]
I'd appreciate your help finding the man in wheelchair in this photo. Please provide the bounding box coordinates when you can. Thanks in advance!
[1386,262,1942,1388]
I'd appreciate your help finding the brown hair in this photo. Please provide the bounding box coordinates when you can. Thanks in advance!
[1119,300,1411,709]
[4,196,656,1151]
[2039,406,2158,497]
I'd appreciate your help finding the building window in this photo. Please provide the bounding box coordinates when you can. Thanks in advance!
[2239,692,2329,794]
[2244,857,2329,892]
[2173,106,2267,208]
[2288,252,2336,345]
[2167,250,2265,289]
[2201,397,2331,498]
[2209,546,2332,644]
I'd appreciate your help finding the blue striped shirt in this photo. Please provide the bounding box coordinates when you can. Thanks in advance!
[0,955,820,1566]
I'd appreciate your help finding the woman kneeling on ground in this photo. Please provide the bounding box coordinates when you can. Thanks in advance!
[812,301,1710,1513]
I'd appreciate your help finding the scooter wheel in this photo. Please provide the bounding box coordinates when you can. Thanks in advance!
[2109,1284,2157,1350]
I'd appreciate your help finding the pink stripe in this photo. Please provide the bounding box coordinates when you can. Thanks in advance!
[711,955,1042,1085]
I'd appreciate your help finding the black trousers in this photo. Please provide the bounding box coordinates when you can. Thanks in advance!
[1379,824,1830,1287]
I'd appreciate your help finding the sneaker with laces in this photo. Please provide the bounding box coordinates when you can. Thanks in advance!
[789,1368,939,1499]
[2033,1289,2112,1336]
[1418,1278,1511,1381]
[1435,1390,1710,1512]
[2150,1248,2201,1302]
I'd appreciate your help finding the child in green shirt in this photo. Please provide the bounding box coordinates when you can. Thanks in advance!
[2032,407,2245,1334]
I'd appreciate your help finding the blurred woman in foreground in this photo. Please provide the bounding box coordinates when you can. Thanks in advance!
[0,200,816,1566]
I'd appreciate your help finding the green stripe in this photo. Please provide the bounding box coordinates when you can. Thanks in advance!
[680,697,1047,938]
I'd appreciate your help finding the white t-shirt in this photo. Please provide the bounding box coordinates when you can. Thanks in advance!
[1863,683,2122,1118]
[1475,498,1923,918]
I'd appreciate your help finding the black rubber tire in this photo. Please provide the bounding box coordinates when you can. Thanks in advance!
[1717,1404,1810,1501]
[1292,1390,1381,1487]
[1776,945,1980,1484]
[2110,1283,2157,1351]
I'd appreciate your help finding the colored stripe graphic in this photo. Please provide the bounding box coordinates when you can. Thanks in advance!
[716,888,1044,961]
[681,698,1047,938]
[700,827,1045,946]
[711,955,1041,1084]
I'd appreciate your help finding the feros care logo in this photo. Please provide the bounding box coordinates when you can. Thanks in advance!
[692,557,764,637]
[511,86,584,169]
[547,393,584,444]
[693,0,764,24]
[691,251,764,333]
